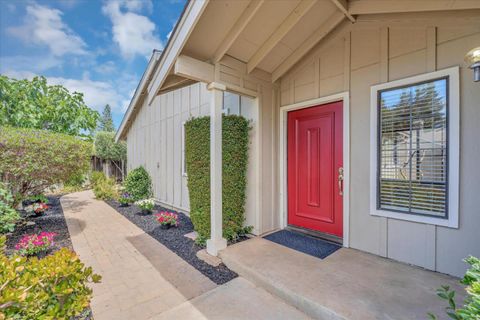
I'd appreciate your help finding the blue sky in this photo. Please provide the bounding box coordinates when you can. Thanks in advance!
[0,0,186,128]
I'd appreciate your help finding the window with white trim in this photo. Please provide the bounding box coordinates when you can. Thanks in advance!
[370,67,459,228]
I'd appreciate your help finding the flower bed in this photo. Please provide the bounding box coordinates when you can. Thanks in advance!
[5,195,73,256]
[106,200,247,285]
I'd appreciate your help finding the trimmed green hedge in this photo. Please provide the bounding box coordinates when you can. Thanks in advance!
[185,115,251,243]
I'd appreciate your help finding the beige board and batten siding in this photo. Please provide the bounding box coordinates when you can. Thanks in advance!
[278,11,480,277]
[126,59,270,235]
[127,82,211,212]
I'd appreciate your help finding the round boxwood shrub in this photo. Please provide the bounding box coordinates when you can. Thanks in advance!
[185,115,251,243]
[123,166,152,201]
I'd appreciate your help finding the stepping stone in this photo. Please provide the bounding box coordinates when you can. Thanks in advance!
[196,249,222,267]
[184,231,198,241]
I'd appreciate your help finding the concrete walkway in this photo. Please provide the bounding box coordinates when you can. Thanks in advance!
[61,191,309,320]
[221,237,466,320]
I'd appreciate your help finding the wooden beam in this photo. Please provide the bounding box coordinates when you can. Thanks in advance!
[174,55,214,83]
[212,0,265,63]
[272,12,345,82]
[246,0,316,73]
[330,0,355,23]
[349,0,480,15]
[160,75,192,92]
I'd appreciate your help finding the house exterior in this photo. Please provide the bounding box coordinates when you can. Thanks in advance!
[116,0,480,278]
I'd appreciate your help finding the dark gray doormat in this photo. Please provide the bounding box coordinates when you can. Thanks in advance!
[264,229,341,259]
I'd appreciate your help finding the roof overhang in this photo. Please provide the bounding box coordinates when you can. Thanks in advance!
[116,0,480,141]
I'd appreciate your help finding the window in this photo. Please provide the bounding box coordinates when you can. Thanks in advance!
[370,67,459,228]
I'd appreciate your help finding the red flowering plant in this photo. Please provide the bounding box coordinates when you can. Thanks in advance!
[32,202,49,215]
[155,211,179,228]
[15,232,56,256]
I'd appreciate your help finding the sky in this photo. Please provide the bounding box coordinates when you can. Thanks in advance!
[0,0,187,129]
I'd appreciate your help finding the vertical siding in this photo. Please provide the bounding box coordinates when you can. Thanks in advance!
[126,82,211,212]
[279,14,480,277]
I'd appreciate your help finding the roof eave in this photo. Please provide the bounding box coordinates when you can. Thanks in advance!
[115,0,209,142]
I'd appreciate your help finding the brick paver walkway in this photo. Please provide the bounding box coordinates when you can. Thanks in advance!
[61,191,217,320]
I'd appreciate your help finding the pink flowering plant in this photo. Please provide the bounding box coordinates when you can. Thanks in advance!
[155,211,179,227]
[15,232,56,256]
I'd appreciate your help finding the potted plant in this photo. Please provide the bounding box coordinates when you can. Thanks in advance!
[155,211,179,229]
[119,192,132,207]
[31,202,49,216]
[135,198,155,214]
[15,232,56,258]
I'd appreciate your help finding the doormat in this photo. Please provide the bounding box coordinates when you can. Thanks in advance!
[263,229,341,259]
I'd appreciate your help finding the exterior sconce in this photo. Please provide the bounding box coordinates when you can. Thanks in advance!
[465,47,480,82]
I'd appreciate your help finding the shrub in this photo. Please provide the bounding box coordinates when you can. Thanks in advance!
[0,126,92,206]
[93,177,118,200]
[124,167,152,201]
[63,172,87,192]
[0,183,20,233]
[15,232,56,256]
[185,115,251,243]
[0,236,101,319]
[90,170,106,187]
[429,256,480,319]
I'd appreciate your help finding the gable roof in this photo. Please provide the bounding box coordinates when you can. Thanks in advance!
[116,0,480,141]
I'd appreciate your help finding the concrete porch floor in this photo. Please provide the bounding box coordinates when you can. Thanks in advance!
[220,237,466,320]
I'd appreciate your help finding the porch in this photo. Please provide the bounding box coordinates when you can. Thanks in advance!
[220,236,465,320]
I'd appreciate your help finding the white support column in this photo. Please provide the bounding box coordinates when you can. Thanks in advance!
[206,82,227,256]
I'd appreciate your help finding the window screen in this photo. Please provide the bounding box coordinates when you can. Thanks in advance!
[378,77,448,218]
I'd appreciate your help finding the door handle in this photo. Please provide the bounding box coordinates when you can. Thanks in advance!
[338,167,344,196]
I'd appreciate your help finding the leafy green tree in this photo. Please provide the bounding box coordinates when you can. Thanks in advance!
[97,104,115,132]
[0,75,99,137]
[94,131,126,161]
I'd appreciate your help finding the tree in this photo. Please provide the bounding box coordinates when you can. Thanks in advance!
[0,75,99,138]
[97,104,115,132]
[0,127,93,205]
[94,131,126,161]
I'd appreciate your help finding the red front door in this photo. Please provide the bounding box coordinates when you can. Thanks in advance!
[287,101,343,237]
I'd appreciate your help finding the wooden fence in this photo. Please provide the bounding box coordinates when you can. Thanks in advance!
[91,156,126,182]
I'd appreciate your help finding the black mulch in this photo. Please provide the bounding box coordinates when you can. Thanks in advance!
[5,195,73,256]
[264,229,341,260]
[4,195,93,320]
[106,200,243,285]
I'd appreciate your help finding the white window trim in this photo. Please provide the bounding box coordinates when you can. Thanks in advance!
[181,121,187,177]
[370,66,460,228]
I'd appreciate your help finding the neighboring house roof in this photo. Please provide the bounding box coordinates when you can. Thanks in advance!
[116,0,480,141]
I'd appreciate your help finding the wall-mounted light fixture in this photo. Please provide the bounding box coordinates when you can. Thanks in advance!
[465,47,480,82]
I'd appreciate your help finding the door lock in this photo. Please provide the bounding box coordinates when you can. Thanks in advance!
[338,167,344,196]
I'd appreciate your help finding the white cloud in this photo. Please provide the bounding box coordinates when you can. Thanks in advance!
[96,61,117,74]
[0,55,62,75]
[102,0,162,59]
[121,0,153,13]
[46,74,129,113]
[7,3,87,56]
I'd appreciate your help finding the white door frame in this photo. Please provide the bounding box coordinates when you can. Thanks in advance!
[279,92,350,247]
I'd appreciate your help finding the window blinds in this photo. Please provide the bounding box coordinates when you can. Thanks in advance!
[378,78,448,218]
